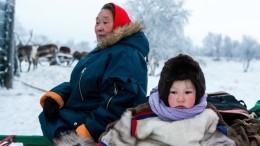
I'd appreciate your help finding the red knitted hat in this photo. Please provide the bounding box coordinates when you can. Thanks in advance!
[109,3,131,30]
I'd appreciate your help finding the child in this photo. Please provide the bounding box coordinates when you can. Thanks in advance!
[98,54,235,146]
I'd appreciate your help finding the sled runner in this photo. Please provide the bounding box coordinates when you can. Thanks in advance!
[0,135,53,146]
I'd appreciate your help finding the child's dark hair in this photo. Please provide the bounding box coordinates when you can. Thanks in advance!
[158,54,206,106]
[102,3,115,18]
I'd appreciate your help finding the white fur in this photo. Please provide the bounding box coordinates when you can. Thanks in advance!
[54,131,96,146]
[136,109,219,146]
[100,109,235,146]
[101,111,136,146]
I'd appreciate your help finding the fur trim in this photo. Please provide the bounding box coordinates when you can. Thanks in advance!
[100,111,137,146]
[97,22,144,49]
[54,131,96,146]
[40,91,64,108]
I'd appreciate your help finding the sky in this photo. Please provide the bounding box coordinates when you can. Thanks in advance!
[184,0,260,46]
[0,57,259,141]
[15,0,260,48]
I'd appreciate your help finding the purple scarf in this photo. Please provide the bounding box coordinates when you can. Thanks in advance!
[149,87,207,122]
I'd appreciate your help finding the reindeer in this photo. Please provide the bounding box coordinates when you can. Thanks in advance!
[72,51,88,60]
[147,53,159,76]
[59,46,71,54]
[17,45,38,72]
[36,44,59,65]
[65,51,88,66]
[56,46,73,66]
[16,30,39,72]
[49,46,72,66]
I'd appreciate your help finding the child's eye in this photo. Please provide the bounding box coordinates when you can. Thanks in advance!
[185,91,192,94]
[170,91,177,94]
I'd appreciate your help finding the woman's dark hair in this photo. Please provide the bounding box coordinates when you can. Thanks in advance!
[158,54,206,106]
[102,3,115,18]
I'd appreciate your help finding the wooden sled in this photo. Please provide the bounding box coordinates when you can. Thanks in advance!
[0,135,53,146]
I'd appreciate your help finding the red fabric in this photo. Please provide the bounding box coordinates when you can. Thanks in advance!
[131,117,137,137]
[109,3,131,30]
[131,111,156,137]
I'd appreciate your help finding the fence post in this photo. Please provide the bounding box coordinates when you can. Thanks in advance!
[4,0,15,89]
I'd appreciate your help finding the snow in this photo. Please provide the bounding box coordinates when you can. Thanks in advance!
[0,57,259,138]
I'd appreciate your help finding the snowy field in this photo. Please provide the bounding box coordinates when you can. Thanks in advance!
[0,57,260,138]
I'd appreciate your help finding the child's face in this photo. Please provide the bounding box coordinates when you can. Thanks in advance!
[168,80,196,108]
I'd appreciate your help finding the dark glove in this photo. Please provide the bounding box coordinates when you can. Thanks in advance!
[43,98,60,122]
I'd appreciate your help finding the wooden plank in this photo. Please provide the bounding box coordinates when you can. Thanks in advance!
[0,135,53,146]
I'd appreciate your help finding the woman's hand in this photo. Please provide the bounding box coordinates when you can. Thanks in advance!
[43,98,60,122]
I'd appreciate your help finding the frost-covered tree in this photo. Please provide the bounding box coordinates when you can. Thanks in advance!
[14,19,53,46]
[240,35,259,72]
[124,0,190,76]
[63,39,91,53]
[202,32,222,60]
[124,0,190,60]
[231,40,240,59]
[222,36,233,61]
[202,32,215,57]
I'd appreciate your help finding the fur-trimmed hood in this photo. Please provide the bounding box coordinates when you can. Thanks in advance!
[97,22,149,58]
[97,22,143,49]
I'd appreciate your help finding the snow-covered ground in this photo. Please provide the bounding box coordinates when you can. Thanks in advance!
[0,57,259,138]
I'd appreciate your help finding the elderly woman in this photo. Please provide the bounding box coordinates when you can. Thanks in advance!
[38,2,149,145]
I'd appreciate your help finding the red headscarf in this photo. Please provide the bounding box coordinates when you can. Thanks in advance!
[109,3,131,30]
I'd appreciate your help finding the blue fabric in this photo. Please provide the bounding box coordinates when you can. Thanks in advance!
[97,141,107,146]
[217,125,228,135]
[39,31,149,141]
[38,112,67,139]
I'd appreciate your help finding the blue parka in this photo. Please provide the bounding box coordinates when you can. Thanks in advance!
[39,22,149,141]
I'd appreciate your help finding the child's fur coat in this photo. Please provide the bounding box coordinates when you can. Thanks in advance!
[99,103,235,146]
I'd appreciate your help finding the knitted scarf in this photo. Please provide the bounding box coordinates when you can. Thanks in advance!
[149,87,207,121]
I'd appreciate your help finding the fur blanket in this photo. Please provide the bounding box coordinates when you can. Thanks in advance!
[54,132,96,146]
[100,109,235,146]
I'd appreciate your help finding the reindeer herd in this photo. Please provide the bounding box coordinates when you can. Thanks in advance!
[17,44,88,72]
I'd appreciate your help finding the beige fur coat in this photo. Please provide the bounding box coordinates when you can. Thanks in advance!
[99,108,235,146]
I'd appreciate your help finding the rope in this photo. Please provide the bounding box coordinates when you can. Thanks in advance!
[14,78,47,92]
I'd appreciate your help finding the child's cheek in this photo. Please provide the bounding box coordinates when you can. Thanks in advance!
[186,97,196,108]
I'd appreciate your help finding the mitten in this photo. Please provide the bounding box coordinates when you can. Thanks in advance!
[43,98,59,122]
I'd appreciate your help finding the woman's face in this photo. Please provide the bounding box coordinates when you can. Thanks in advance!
[95,9,114,42]
[168,80,196,108]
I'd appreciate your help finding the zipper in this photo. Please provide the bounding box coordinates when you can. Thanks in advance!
[79,67,86,101]
[106,83,118,110]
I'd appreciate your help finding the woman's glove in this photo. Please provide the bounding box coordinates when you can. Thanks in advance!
[43,98,60,122]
